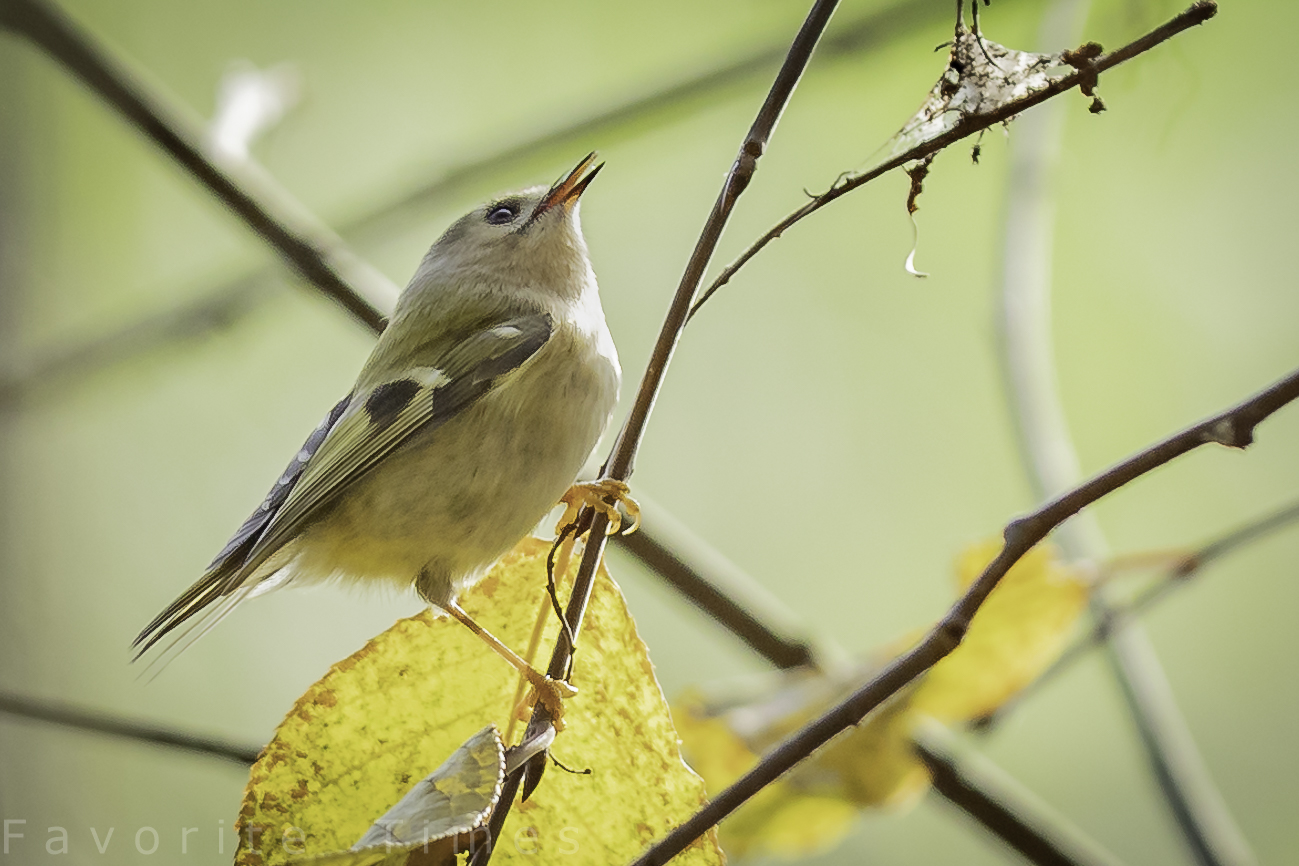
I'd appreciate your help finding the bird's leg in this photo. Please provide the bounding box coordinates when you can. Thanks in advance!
[444,600,577,729]
[504,591,556,745]
[557,478,641,536]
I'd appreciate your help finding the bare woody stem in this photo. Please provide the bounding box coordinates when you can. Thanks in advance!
[476,0,844,858]
[628,365,1299,866]
[689,0,1219,320]
[546,0,841,717]
[550,0,841,721]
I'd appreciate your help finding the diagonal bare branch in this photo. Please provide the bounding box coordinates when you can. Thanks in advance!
[0,0,398,331]
[628,364,1299,866]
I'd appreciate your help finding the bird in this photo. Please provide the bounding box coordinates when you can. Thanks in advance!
[135,153,627,709]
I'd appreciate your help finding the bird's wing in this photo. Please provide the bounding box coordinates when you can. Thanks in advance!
[133,312,553,656]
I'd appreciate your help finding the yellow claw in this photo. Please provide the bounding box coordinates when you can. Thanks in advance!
[515,674,578,732]
[557,479,641,536]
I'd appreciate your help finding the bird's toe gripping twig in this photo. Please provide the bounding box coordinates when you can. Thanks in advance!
[556,479,641,536]
[514,671,579,732]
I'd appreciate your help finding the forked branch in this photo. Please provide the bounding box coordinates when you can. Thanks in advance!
[689,1,1218,319]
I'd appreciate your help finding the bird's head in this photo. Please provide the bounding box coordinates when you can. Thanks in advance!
[411,153,604,306]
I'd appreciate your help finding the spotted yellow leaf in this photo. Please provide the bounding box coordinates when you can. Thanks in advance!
[237,537,722,866]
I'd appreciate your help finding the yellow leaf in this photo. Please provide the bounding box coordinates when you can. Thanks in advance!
[813,696,929,808]
[676,679,925,858]
[292,725,503,866]
[236,537,722,866]
[675,539,1091,860]
[911,540,1091,721]
[717,784,860,860]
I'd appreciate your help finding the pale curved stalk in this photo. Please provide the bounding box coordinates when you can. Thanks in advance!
[993,2,1254,863]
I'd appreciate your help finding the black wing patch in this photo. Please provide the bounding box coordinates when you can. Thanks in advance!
[238,314,554,576]
[365,379,421,429]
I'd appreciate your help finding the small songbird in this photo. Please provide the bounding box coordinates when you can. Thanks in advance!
[136,153,625,701]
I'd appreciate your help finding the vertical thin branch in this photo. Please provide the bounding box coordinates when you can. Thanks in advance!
[993,3,1253,864]
[475,0,843,860]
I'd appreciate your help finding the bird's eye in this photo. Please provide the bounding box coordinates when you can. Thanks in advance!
[485,204,518,225]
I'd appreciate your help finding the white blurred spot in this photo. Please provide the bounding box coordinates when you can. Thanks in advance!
[207,60,301,162]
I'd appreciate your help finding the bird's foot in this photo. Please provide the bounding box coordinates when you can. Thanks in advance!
[556,479,641,536]
[514,670,578,732]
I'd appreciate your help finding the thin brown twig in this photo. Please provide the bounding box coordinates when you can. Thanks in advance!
[628,364,1299,866]
[342,0,951,247]
[474,0,845,859]
[688,0,1219,321]
[0,692,261,766]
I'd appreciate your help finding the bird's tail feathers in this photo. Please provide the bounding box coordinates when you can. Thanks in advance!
[133,566,235,655]
[133,579,260,681]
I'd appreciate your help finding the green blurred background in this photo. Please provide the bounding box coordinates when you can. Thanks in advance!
[1,0,1296,863]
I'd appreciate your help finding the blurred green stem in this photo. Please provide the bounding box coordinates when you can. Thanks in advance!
[993,2,1253,864]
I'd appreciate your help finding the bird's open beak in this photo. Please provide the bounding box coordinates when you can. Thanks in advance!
[534,152,603,219]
